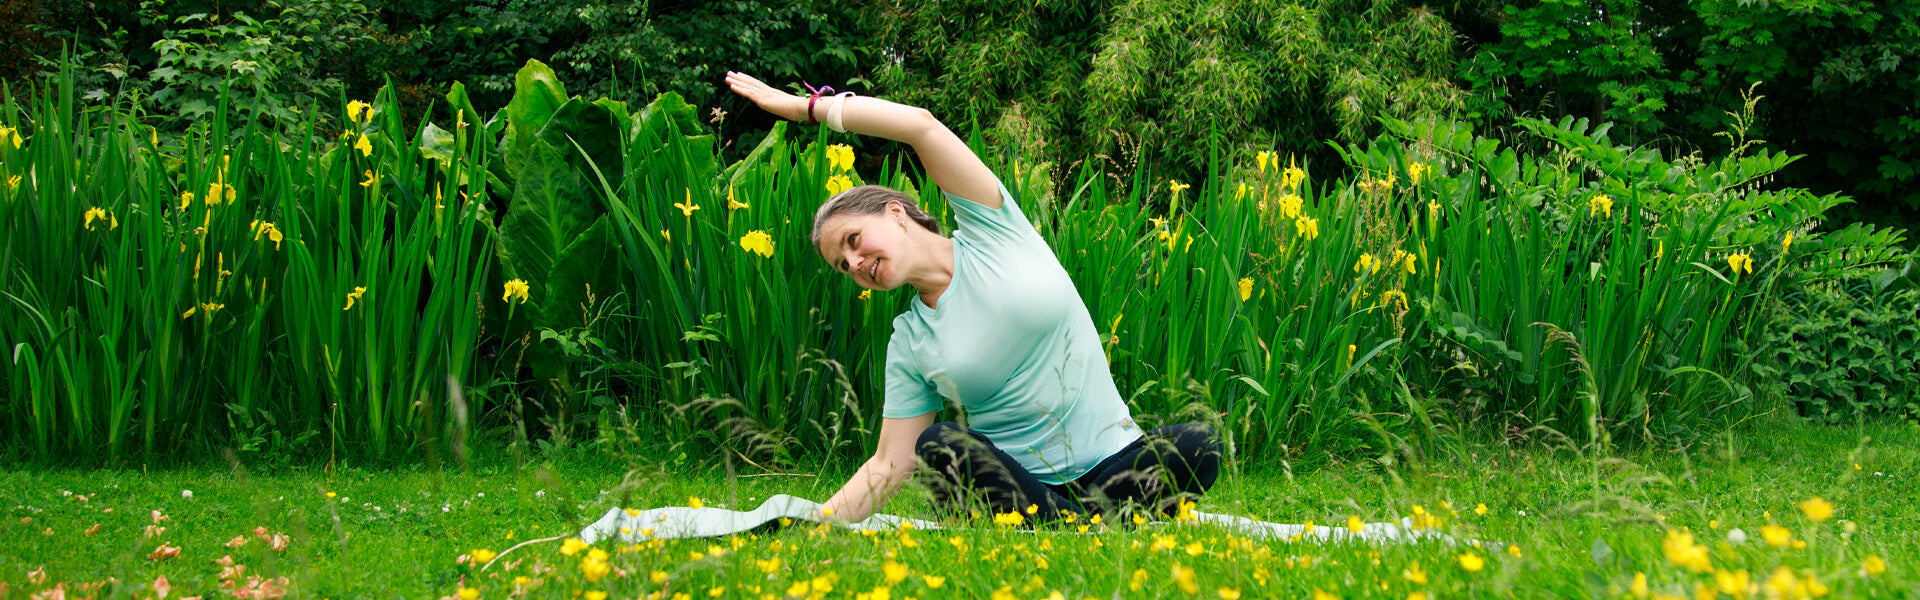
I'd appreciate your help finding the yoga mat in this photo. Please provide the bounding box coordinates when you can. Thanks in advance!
[579,494,1461,545]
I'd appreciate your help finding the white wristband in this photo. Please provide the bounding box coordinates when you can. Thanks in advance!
[826,93,855,133]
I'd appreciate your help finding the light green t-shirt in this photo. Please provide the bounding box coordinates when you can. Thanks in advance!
[882,180,1142,485]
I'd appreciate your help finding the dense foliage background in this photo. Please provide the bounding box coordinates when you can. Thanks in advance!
[2,0,1916,466]
[8,0,1917,229]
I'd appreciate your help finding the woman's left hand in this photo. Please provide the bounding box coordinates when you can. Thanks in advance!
[725,71,807,123]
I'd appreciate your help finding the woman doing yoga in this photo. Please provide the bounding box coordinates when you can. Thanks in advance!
[724,71,1220,525]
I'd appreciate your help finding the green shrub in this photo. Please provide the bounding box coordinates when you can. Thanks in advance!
[1763,262,1920,424]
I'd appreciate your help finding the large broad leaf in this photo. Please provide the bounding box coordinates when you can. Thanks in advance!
[499,140,601,286]
[632,92,701,148]
[500,60,569,180]
[541,216,621,330]
[418,122,455,164]
[724,121,788,186]
[536,98,626,194]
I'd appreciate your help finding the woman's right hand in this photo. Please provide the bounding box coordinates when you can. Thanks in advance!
[725,71,808,123]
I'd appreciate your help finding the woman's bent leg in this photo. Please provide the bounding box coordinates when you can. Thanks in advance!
[1075,422,1221,517]
[915,422,1079,522]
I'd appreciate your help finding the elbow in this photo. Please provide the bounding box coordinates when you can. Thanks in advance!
[910,107,945,141]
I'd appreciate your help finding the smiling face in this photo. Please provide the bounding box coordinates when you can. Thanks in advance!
[815,203,916,290]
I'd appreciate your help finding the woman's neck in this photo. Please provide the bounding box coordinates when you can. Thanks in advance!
[908,234,955,309]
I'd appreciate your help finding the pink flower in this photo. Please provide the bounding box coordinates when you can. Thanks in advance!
[147,543,181,561]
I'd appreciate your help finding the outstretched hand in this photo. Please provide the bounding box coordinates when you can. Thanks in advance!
[725,72,806,123]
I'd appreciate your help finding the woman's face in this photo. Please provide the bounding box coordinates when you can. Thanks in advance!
[816,205,913,290]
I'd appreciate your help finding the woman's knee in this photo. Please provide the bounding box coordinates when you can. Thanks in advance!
[916,422,967,461]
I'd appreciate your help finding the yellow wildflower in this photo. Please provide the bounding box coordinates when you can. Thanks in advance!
[1346,515,1364,534]
[346,100,372,123]
[1169,180,1190,196]
[1380,290,1408,312]
[1408,162,1430,185]
[827,144,855,172]
[1238,277,1254,302]
[1799,497,1834,522]
[858,290,871,300]
[1257,151,1275,174]
[1781,232,1794,254]
[1278,193,1303,219]
[1356,254,1379,275]
[360,170,381,188]
[1171,563,1198,594]
[740,230,775,258]
[502,279,530,304]
[4,175,18,192]
[826,175,854,196]
[1218,587,1242,600]
[1714,569,1750,598]
[1662,529,1713,573]
[1475,503,1488,516]
[1727,252,1754,277]
[727,185,747,211]
[994,511,1023,527]
[882,561,908,584]
[1429,201,1442,220]
[342,286,367,311]
[1295,216,1320,241]
[1506,544,1522,557]
[1402,562,1427,584]
[251,220,283,250]
[1,125,21,149]
[1281,156,1305,191]
[178,191,195,211]
[470,549,496,564]
[1862,555,1886,576]
[1760,523,1791,548]
[580,559,609,583]
[1458,552,1484,572]
[1590,194,1613,218]
[1311,588,1338,600]
[353,134,372,157]
[84,207,118,231]
[924,575,946,589]
[755,557,782,574]
[456,587,479,600]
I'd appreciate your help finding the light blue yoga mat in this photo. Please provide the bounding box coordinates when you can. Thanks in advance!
[579,494,1461,545]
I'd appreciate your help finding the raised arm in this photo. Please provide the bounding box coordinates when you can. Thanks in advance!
[814,411,935,523]
[725,72,1002,209]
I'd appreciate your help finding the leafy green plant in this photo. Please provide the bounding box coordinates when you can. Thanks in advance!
[1761,276,1920,424]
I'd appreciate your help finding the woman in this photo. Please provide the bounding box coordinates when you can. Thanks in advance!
[724,72,1220,525]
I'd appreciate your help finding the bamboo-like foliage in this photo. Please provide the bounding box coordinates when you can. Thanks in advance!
[0,62,1874,464]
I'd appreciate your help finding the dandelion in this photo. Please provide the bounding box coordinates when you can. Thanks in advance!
[827,144,855,172]
[740,230,775,258]
[1408,162,1430,185]
[347,100,373,123]
[1862,555,1886,576]
[1760,524,1791,548]
[827,175,854,196]
[1238,277,1254,302]
[353,134,372,157]
[1171,563,1198,594]
[1590,194,1613,218]
[1714,569,1751,597]
[1458,552,1484,572]
[1799,497,1834,522]
[1662,529,1713,573]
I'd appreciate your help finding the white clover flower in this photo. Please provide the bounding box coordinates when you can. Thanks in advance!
[1727,528,1748,545]
[181,490,193,500]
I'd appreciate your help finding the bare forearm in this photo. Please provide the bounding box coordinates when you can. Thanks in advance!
[817,456,914,524]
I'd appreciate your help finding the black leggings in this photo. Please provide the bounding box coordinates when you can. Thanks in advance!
[914,421,1221,524]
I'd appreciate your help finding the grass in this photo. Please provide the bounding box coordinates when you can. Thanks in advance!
[2,416,1913,599]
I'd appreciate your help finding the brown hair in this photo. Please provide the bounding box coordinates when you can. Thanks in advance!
[809,185,943,251]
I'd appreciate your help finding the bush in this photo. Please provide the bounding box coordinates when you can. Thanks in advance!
[1763,262,1920,424]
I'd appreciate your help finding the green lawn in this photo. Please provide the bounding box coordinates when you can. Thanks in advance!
[3,416,1913,599]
